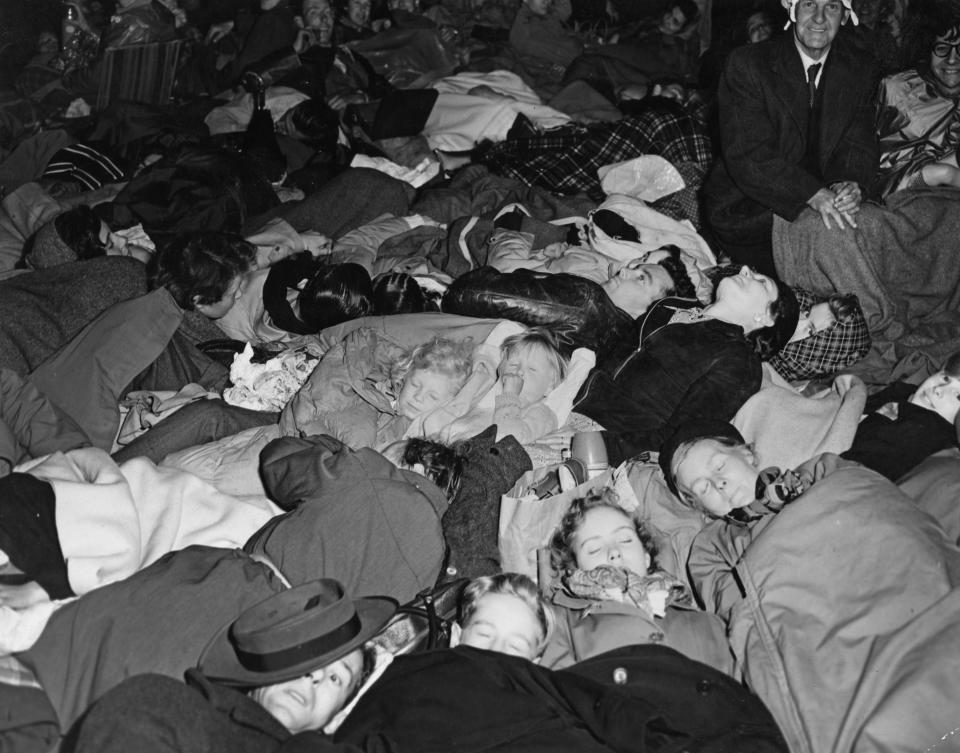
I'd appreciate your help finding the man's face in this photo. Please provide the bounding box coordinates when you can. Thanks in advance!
[793,0,845,59]
[602,260,674,318]
[347,0,371,26]
[303,0,335,42]
[659,5,688,35]
[930,26,960,98]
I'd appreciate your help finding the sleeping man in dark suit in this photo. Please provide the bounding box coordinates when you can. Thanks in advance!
[703,0,880,276]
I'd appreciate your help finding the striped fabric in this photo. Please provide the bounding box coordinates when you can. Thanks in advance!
[43,143,124,190]
[95,39,183,111]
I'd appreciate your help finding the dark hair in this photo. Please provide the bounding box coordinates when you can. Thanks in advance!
[658,418,747,497]
[298,263,373,332]
[372,272,428,314]
[54,206,106,260]
[148,232,256,310]
[548,489,659,577]
[825,292,860,324]
[943,350,960,378]
[746,279,801,361]
[288,99,341,150]
[901,0,960,71]
[657,245,697,299]
[401,437,466,501]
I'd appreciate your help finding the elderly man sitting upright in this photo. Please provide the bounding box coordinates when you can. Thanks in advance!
[703,0,880,276]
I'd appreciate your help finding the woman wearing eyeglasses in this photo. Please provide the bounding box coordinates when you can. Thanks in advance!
[876,5,960,196]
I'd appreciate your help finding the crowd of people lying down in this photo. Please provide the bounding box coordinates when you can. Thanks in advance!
[2,0,960,750]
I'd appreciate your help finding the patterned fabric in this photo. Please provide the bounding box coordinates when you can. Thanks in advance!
[768,286,871,382]
[43,142,124,190]
[481,103,712,201]
[563,565,688,619]
[877,68,960,197]
[0,654,41,689]
[95,39,183,111]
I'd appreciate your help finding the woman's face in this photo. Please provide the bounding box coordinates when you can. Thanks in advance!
[910,371,960,424]
[250,649,363,733]
[673,439,759,517]
[572,506,651,574]
[659,5,688,34]
[930,26,960,98]
[193,274,244,320]
[715,266,779,328]
[346,0,371,27]
[746,11,773,43]
[303,0,335,42]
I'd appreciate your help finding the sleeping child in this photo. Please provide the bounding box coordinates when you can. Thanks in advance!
[279,327,475,449]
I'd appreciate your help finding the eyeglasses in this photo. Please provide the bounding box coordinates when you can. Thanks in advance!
[933,41,960,58]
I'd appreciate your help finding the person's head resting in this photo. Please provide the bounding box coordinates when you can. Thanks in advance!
[302,0,336,42]
[789,291,858,342]
[602,244,698,318]
[394,337,474,420]
[20,206,127,270]
[782,0,858,60]
[550,488,658,578]
[277,99,341,151]
[198,578,396,734]
[707,265,800,361]
[909,351,960,425]
[372,271,429,315]
[659,419,759,518]
[298,263,372,333]
[451,573,554,662]
[380,436,467,501]
[149,232,256,319]
[746,10,775,43]
[498,328,569,405]
[659,0,700,35]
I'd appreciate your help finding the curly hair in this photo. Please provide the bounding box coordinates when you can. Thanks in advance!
[656,245,697,300]
[148,232,256,310]
[548,488,659,577]
[400,437,467,501]
[394,336,474,389]
[900,0,960,71]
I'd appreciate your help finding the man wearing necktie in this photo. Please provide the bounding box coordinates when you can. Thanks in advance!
[703,0,879,276]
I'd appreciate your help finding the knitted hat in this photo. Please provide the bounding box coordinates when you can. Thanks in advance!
[24,218,79,270]
[658,419,746,496]
[781,0,858,27]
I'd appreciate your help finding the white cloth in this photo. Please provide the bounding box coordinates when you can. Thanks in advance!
[203,87,310,134]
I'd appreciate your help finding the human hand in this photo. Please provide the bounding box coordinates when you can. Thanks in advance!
[371,18,392,31]
[205,20,234,45]
[829,181,862,215]
[294,27,318,53]
[327,91,367,111]
[807,187,857,230]
[500,372,524,396]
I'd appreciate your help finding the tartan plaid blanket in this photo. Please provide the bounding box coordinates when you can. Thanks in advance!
[480,104,712,202]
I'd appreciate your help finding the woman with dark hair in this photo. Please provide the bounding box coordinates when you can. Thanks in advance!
[877,2,960,195]
[371,271,430,314]
[299,262,373,331]
[573,265,799,464]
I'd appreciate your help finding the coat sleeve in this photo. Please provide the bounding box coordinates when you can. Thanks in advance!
[823,58,881,194]
[717,47,824,221]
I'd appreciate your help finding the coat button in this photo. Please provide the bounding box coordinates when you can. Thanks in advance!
[612,667,628,685]
[697,679,712,696]
[648,632,665,643]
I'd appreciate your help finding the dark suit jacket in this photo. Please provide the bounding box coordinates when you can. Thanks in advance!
[704,32,879,238]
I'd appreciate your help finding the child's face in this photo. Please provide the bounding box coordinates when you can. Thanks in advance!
[396,368,459,419]
[524,0,553,16]
[454,592,543,660]
[250,649,363,733]
[673,439,759,518]
[499,345,560,404]
[910,371,960,424]
[790,301,837,342]
[572,506,651,574]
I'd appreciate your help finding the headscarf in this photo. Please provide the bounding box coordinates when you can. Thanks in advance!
[781,0,858,28]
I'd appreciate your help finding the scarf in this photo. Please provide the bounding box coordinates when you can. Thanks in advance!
[563,565,688,619]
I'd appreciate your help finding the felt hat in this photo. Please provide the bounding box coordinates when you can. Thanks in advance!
[199,578,397,687]
[781,0,858,27]
[659,419,746,496]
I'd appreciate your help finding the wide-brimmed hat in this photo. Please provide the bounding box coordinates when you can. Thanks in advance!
[199,578,397,687]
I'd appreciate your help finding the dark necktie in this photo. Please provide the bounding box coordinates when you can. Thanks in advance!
[807,62,822,108]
